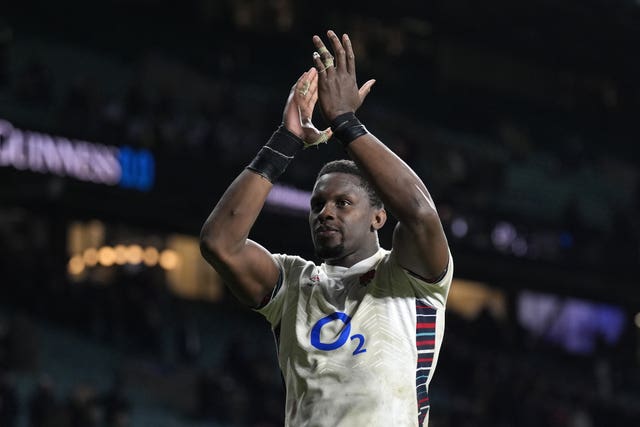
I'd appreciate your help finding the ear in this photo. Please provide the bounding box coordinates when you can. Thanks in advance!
[371,208,387,231]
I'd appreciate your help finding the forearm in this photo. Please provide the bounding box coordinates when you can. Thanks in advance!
[201,124,304,253]
[346,131,437,225]
[348,130,449,279]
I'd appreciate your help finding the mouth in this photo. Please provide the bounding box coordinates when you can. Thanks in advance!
[314,225,340,238]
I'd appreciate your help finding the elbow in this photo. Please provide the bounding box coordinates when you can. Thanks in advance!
[199,221,244,267]
[418,210,441,233]
[404,196,439,226]
[398,184,440,225]
[199,223,225,263]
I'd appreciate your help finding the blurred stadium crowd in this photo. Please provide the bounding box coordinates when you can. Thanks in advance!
[0,1,638,426]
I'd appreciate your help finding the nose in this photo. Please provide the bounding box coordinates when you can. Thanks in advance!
[317,203,335,221]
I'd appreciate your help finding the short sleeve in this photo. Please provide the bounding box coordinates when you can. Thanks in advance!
[253,253,302,327]
[384,249,454,309]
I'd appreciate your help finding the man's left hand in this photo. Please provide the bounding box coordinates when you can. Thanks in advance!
[312,30,376,122]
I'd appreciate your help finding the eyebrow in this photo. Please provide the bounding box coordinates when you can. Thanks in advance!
[311,191,356,201]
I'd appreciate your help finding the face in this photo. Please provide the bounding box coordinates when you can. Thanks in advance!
[309,172,385,266]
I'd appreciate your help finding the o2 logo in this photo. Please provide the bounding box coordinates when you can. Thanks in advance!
[310,312,367,356]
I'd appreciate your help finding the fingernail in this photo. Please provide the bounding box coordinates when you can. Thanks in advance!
[313,52,320,58]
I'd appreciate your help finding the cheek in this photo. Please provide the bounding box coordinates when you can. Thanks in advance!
[344,216,369,241]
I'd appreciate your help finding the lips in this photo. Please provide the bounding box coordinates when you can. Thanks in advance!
[314,225,340,238]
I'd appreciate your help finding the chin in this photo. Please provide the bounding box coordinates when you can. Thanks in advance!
[314,243,345,260]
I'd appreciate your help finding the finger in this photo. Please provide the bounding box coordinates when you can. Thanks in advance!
[327,30,346,73]
[312,51,328,76]
[291,70,307,93]
[304,76,319,115]
[343,33,356,75]
[301,78,317,115]
[294,70,311,99]
[312,35,334,75]
[309,86,318,109]
[358,79,376,102]
[307,69,318,97]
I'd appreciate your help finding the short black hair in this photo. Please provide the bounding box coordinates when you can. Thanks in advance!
[316,160,384,209]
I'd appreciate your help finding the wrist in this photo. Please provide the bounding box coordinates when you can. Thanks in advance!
[282,123,303,140]
[330,112,368,146]
[326,110,353,123]
[246,126,303,182]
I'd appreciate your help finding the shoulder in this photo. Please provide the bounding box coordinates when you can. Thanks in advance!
[376,248,453,307]
[273,253,315,270]
[272,253,319,283]
[385,248,453,284]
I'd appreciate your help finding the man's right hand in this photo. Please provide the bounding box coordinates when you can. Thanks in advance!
[283,67,331,146]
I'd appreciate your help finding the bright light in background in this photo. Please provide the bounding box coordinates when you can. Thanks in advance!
[451,217,468,238]
[635,313,640,329]
[65,221,223,302]
[83,248,98,266]
[265,183,311,214]
[87,220,105,248]
[491,221,517,251]
[518,291,625,354]
[143,246,159,266]
[66,236,222,302]
[114,244,127,265]
[126,245,143,264]
[67,222,85,256]
[68,255,85,275]
[159,249,180,270]
[74,245,178,269]
[98,246,116,266]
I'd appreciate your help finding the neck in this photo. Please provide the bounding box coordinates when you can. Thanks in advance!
[325,241,380,268]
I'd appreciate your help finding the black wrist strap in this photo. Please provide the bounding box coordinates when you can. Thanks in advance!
[330,112,369,146]
[246,126,303,182]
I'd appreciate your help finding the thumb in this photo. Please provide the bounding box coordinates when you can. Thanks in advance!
[358,79,376,102]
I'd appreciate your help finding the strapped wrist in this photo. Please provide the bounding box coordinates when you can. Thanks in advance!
[330,112,368,146]
[246,125,303,182]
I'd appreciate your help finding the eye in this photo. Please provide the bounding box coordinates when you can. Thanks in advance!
[336,199,351,208]
[310,200,324,212]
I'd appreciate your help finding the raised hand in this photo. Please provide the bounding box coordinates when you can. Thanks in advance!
[312,30,376,122]
[283,67,332,147]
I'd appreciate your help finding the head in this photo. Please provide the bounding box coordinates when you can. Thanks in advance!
[309,160,386,266]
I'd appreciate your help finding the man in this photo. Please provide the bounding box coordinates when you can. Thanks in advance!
[200,30,453,426]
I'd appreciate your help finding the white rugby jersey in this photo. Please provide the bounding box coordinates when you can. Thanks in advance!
[256,248,453,427]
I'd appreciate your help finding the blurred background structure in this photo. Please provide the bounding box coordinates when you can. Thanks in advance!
[0,1,638,426]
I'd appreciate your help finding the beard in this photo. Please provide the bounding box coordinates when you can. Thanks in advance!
[314,241,345,260]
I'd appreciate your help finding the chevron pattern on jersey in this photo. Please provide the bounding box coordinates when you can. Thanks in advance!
[415,300,437,426]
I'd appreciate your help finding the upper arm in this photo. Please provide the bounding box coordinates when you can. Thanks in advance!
[199,169,282,308]
[391,211,450,283]
[200,238,281,307]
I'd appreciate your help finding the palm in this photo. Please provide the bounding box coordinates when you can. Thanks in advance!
[283,68,331,146]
